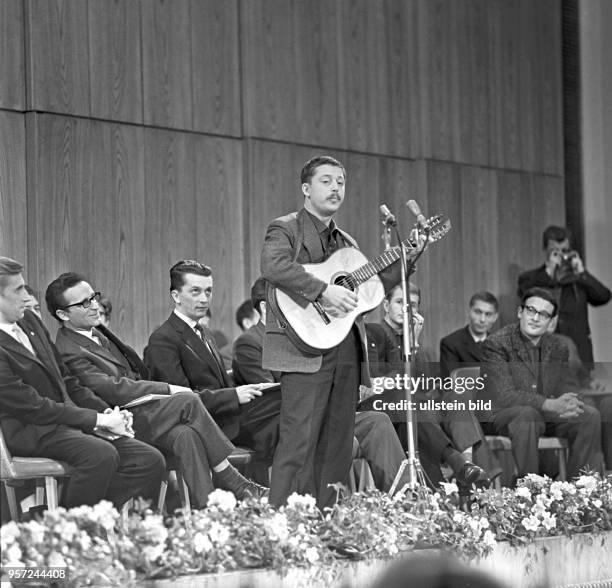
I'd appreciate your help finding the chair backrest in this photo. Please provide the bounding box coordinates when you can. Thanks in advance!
[449,366,481,382]
[0,425,18,479]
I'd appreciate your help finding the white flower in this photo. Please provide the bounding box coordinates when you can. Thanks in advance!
[264,513,289,542]
[142,544,165,562]
[207,489,237,511]
[576,475,597,491]
[483,530,496,547]
[453,512,465,524]
[23,520,46,544]
[0,521,21,549]
[515,487,531,499]
[522,515,540,532]
[47,552,67,567]
[286,493,317,510]
[532,501,547,516]
[4,544,23,566]
[208,521,230,545]
[593,499,603,508]
[91,500,119,529]
[541,513,557,531]
[304,546,319,563]
[193,532,213,554]
[440,482,459,496]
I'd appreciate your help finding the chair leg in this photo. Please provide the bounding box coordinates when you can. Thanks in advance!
[175,471,191,514]
[35,481,45,506]
[557,450,567,481]
[158,477,168,513]
[4,484,21,521]
[44,477,59,510]
[348,462,357,493]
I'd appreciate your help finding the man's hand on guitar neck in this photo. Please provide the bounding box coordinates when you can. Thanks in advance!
[319,284,358,317]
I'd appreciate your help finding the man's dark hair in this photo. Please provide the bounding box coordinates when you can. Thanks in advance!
[235,300,256,330]
[300,155,346,185]
[521,287,559,318]
[469,291,499,312]
[0,256,23,291]
[542,225,570,249]
[45,272,87,322]
[250,277,267,315]
[169,260,212,291]
[385,282,420,302]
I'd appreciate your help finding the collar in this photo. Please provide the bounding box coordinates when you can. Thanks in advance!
[65,325,98,342]
[0,321,18,338]
[173,308,200,331]
[519,328,541,349]
[305,209,336,234]
[467,326,487,343]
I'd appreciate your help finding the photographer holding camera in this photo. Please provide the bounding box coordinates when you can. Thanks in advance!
[518,225,611,367]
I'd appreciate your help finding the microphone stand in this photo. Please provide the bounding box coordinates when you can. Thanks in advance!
[388,221,430,496]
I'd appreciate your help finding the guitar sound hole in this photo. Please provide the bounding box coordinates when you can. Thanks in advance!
[334,275,355,292]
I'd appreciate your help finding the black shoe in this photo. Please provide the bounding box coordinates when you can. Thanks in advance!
[212,464,269,501]
[457,462,490,494]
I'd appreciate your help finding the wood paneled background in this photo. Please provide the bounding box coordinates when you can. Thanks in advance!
[0,0,567,355]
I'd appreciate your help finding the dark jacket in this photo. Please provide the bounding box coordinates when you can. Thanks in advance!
[480,323,579,413]
[517,265,610,364]
[0,311,107,455]
[232,322,280,385]
[439,325,485,379]
[144,312,240,439]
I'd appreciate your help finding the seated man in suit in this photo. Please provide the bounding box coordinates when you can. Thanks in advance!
[233,278,405,493]
[0,256,165,509]
[439,291,499,379]
[481,286,602,479]
[362,283,495,490]
[144,260,281,477]
[47,272,266,508]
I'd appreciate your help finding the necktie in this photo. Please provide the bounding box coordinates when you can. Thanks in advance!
[93,328,111,351]
[12,324,36,356]
[194,324,225,382]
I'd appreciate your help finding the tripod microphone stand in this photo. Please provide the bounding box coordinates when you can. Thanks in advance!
[381,211,431,496]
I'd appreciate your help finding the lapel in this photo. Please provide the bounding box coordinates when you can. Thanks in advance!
[462,326,483,359]
[510,324,537,378]
[168,313,228,385]
[297,208,326,262]
[97,324,149,378]
[59,326,126,370]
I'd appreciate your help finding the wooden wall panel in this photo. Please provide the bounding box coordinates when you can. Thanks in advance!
[0,0,25,110]
[191,0,241,136]
[141,0,192,130]
[241,0,343,147]
[88,0,143,123]
[25,0,90,116]
[0,112,26,260]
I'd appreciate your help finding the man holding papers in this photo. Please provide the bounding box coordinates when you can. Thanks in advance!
[47,272,267,508]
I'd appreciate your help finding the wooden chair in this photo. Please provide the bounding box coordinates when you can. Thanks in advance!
[0,425,71,521]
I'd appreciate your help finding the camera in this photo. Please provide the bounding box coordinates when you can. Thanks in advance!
[556,250,579,278]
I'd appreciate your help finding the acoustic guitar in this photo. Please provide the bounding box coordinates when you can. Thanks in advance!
[271,214,451,351]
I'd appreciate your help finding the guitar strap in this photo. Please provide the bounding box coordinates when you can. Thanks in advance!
[267,212,321,356]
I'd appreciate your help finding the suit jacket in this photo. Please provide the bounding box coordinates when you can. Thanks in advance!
[144,312,240,439]
[480,323,579,413]
[517,265,611,364]
[55,325,170,407]
[260,207,401,380]
[0,311,108,455]
[232,322,280,385]
[439,326,485,378]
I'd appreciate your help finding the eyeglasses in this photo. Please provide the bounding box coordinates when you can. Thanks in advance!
[64,292,101,310]
[522,305,553,321]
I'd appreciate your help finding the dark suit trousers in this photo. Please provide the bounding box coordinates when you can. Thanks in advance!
[37,427,165,508]
[354,411,404,492]
[492,404,602,478]
[235,388,282,461]
[131,393,234,509]
[270,329,360,509]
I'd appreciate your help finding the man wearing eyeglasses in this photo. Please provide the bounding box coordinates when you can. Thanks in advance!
[481,286,602,480]
[518,225,610,367]
[48,272,268,506]
[0,257,165,510]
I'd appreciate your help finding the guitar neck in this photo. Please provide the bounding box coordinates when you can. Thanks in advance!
[349,241,413,286]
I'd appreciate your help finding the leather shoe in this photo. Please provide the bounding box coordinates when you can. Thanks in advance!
[457,462,490,494]
[240,481,269,501]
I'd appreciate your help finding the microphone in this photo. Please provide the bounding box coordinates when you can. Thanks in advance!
[380,204,396,226]
[406,199,427,228]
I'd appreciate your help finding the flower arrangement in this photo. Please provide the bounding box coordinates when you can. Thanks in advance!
[1,474,611,586]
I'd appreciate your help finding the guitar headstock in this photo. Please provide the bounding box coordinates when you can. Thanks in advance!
[421,214,451,242]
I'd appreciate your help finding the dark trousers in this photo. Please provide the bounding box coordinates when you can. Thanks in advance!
[354,411,404,492]
[132,392,234,509]
[270,329,360,509]
[37,427,165,509]
[492,404,602,478]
